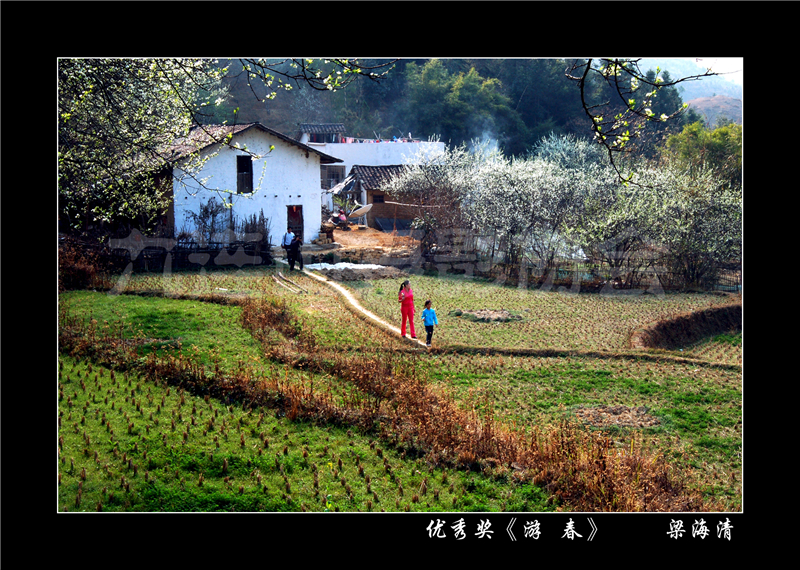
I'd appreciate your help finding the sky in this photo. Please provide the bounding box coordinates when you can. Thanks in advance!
[688,57,743,86]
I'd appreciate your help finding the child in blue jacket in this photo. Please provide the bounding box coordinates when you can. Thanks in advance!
[421,299,439,348]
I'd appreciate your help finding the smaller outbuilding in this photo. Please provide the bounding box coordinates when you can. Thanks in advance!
[336,165,418,232]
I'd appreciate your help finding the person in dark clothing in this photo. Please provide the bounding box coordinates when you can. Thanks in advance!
[288,234,303,270]
[282,227,295,266]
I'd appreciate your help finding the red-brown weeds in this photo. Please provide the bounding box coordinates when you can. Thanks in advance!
[58,237,116,292]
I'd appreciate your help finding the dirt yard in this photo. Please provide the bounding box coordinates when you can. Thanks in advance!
[333,226,418,250]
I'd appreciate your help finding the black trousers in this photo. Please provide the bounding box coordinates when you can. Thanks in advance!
[425,325,434,346]
[288,250,303,270]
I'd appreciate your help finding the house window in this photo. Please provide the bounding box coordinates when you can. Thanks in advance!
[372,193,385,203]
[320,165,346,190]
[309,133,341,143]
[237,155,253,194]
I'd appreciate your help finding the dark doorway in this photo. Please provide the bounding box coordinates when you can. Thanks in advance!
[287,205,303,241]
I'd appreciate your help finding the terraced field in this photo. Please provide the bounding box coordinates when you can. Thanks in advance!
[58,266,742,512]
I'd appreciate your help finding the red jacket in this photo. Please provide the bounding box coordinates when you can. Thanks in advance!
[399,288,415,311]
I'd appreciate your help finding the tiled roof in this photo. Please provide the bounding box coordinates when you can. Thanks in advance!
[298,123,347,134]
[166,123,342,164]
[350,165,408,191]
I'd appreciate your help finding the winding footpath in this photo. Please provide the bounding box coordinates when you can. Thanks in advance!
[279,268,740,369]
[298,269,428,348]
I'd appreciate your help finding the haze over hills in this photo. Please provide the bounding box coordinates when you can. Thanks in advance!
[212,58,742,151]
[637,58,742,126]
[638,58,743,100]
[686,95,742,126]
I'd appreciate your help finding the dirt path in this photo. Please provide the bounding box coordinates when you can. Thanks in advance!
[301,269,428,348]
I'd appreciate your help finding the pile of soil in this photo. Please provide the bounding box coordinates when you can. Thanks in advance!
[450,308,522,322]
[315,264,408,281]
[572,404,661,429]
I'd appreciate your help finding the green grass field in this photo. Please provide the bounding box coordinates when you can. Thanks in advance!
[58,356,550,512]
[58,266,742,512]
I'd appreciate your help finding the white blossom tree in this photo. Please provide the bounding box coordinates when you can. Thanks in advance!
[384,142,487,253]
[59,58,394,237]
[653,165,741,289]
[388,133,740,290]
[58,58,222,235]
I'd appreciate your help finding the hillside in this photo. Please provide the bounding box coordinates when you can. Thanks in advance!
[204,58,743,155]
[686,95,742,126]
[638,58,743,101]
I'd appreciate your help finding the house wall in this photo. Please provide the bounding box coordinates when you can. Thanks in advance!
[310,140,445,210]
[365,189,417,228]
[173,129,323,244]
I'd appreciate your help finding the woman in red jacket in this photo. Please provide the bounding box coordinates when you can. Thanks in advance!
[398,280,417,339]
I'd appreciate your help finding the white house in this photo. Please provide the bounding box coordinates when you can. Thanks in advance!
[169,123,342,244]
[296,124,445,211]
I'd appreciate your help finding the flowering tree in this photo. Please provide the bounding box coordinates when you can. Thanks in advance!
[527,135,615,272]
[58,58,221,236]
[387,139,587,277]
[654,166,742,289]
[384,142,483,253]
[58,58,394,237]
[565,160,740,289]
[467,155,580,276]
[565,58,716,183]
[388,133,740,290]
[390,137,599,274]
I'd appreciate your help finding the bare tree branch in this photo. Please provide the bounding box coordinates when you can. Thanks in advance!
[566,58,718,183]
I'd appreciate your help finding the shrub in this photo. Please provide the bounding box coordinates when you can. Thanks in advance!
[58,237,114,292]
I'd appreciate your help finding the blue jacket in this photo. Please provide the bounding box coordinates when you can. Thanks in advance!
[421,307,439,326]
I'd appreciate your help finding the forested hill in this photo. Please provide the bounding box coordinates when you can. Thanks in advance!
[209,58,741,156]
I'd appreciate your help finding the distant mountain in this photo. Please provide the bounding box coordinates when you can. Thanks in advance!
[685,95,742,126]
[637,58,742,101]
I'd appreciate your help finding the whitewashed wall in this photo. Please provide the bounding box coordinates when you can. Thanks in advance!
[173,128,324,243]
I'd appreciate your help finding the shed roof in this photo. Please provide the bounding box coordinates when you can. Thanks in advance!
[167,123,342,164]
[350,164,409,191]
[298,123,347,134]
